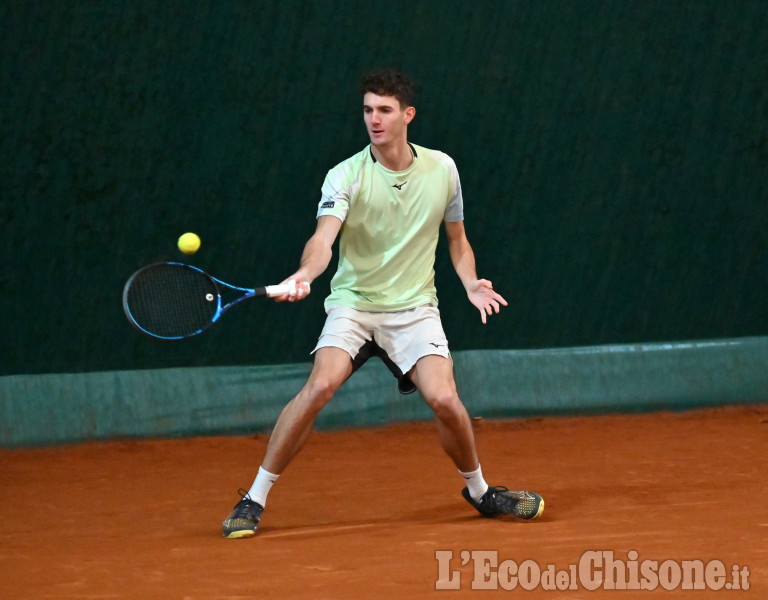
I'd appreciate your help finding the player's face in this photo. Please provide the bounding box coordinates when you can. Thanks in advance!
[363,92,414,147]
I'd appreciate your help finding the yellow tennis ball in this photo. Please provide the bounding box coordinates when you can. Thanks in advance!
[177,232,201,254]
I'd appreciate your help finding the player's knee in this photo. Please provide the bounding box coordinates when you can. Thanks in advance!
[303,376,339,410]
[426,389,462,421]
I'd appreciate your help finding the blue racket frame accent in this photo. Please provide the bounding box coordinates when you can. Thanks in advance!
[122,262,270,340]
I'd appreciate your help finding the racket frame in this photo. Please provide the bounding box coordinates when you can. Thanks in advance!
[122,262,295,340]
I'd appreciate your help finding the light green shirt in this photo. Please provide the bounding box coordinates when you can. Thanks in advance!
[317,143,464,311]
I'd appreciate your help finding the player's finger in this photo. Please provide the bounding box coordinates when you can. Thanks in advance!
[287,279,299,301]
[287,280,313,302]
[274,278,297,302]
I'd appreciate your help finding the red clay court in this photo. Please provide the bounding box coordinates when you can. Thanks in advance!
[1,404,765,598]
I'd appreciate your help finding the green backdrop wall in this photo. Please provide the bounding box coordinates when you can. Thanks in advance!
[2,1,767,376]
[5,338,768,447]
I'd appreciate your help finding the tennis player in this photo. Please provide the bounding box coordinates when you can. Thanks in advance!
[223,68,544,538]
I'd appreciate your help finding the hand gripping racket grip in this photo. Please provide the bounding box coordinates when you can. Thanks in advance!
[263,280,310,298]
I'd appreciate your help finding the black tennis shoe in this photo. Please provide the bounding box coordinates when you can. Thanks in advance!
[462,486,544,519]
[222,489,264,539]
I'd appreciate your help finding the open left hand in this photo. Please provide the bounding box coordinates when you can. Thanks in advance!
[467,279,508,324]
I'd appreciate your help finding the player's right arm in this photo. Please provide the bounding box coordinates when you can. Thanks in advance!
[276,215,342,302]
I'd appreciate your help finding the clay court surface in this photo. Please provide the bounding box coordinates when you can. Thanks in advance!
[1,404,765,598]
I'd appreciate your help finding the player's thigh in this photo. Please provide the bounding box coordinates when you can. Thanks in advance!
[409,354,459,409]
[304,346,354,399]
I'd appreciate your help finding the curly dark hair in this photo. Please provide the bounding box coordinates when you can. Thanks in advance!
[359,68,418,108]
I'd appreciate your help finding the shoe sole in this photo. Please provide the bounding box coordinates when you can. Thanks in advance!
[223,529,257,539]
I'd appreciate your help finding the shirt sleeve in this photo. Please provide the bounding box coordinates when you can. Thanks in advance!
[443,157,464,222]
[316,163,356,222]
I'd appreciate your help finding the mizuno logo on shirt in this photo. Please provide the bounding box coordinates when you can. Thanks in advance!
[392,181,408,191]
[321,200,335,208]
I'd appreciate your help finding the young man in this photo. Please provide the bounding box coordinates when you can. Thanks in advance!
[222,69,544,538]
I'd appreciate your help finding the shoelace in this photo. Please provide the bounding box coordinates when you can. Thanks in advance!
[231,489,260,518]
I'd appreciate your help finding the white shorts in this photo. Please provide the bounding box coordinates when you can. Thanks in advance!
[312,304,450,394]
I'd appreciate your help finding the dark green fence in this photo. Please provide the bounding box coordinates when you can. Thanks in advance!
[2,1,767,376]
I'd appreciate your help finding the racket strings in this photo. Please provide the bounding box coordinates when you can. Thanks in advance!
[125,264,219,338]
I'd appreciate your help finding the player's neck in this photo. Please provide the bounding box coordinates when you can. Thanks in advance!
[371,140,413,171]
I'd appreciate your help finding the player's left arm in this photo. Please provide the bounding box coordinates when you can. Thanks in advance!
[444,220,508,324]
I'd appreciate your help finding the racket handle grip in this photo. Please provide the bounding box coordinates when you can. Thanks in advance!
[264,282,293,297]
[264,280,310,298]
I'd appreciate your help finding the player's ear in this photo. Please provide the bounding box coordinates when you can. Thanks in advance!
[404,106,416,124]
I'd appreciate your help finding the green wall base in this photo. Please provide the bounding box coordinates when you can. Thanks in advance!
[3,337,767,447]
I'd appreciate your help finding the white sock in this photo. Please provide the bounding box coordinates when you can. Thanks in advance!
[247,466,279,507]
[459,465,489,501]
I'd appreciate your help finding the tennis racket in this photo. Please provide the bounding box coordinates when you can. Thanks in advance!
[122,262,302,340]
